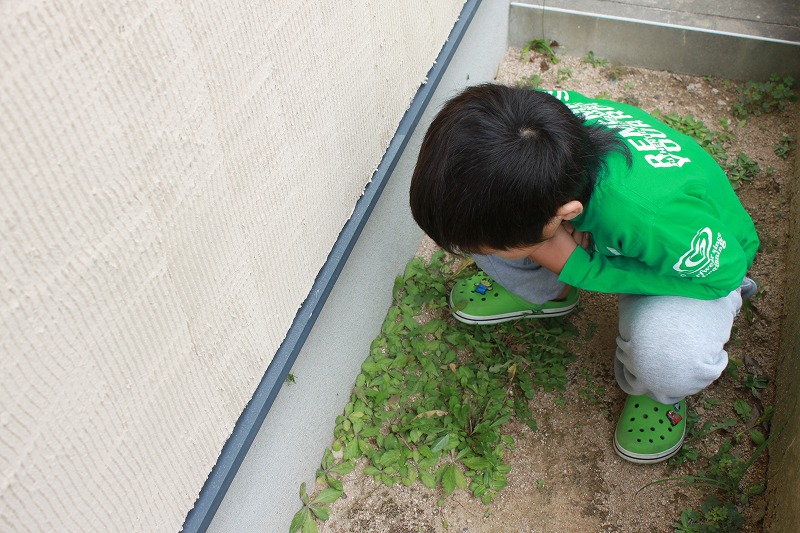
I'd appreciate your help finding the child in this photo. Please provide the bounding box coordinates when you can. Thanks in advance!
[409,84,759,463]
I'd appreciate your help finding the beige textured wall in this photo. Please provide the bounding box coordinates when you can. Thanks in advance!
[0,1,464,531]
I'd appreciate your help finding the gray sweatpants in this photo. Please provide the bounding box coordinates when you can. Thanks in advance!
[472,253,743,404]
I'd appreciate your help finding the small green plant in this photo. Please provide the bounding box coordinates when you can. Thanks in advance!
[290,482,342,533]
[619,93,641,107]
[741,296,761,323]
[556,66,573,83]
[582,50,608,68]
[285,373,297,384]
[315,448,355,491]
[520,39,559,64]
[741,373,768,398]
[703,396,721,410]
[726,357,743,381]
[773,134,794,159]
[732,74,797,118]
[674,496,744,533]
[577,368,605,406]
[604,64,628,81]
[723,151,761,190]
[517,73,542,90]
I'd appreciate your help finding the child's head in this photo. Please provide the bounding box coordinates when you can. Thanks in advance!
[410,84,627,254]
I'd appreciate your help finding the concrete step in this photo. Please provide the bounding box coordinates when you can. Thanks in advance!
[509,0,800,80]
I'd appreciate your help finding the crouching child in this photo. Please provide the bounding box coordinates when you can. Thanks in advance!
[409,84,758,463]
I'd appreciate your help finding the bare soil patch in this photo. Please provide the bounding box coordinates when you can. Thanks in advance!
[318,47,797,532]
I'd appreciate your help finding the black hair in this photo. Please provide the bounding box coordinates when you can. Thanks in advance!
[409,84,631,254]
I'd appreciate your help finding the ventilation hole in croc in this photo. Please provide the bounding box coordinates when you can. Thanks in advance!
[649,438,654,443]
[469,298,474,302]
[628,429,633,433]
[658,419,664,424]
[653,406,659,412]
[481,297,486,301]
[636,438,641,443]
[668,427,673,432]
[643,414,648,419]
[634,403,640,408]
[660,436,665,440]
[639,428,644,433]
[494,293,499,297]
[630,417,635,422]
[650,427,655,432]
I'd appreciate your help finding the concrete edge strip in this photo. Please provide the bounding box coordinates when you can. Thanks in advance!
[179,1,482,531]
[511,2,800,46]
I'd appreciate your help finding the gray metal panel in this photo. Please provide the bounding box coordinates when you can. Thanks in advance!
[510,3,800,80]
[512,0,800,42]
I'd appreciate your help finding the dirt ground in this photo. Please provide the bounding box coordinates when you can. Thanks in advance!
[318,47,797,532]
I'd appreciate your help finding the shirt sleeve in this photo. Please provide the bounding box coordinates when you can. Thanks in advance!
[559,193,755,299]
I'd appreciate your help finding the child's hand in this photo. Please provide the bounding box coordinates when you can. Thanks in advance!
[563,221,592,250]
[526,223,579,274]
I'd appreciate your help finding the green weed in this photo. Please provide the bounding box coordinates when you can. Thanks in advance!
[773,134,794,159]
[619,93,641,107]
[520,39,559,64]
[723,151,761,190]
[290,482,342,533]
[674,496,744,532]
[703,396,721,410]
[577,368,605,406]
[517,74,542,90]
[732,74,796,118]
[582,50,608,68]
[556,66,574,83]
[604,64,628,81]
[741,373,768,398]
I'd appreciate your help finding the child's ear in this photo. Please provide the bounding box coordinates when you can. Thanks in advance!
[556,200,584,221]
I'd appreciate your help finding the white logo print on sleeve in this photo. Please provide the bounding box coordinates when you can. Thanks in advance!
[673,227,727,277]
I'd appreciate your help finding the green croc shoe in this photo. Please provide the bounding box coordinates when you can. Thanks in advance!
[614,394,686,464]
[449,273,579,325]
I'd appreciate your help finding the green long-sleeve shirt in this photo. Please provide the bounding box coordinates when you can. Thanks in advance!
[547,90,759,299]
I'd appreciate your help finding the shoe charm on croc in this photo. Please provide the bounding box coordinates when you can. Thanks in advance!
[666,406,683,426]
[474,278,493,295]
